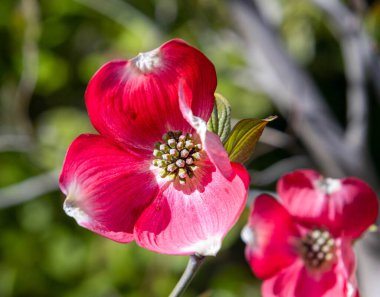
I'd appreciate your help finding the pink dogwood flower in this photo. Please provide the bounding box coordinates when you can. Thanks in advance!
[242,169,378,297]
[59,39,249,256]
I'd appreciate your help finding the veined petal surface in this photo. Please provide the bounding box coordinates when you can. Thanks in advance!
[262,258,355,297]
[178,80,233,179]
[278,169,378,238]
[85,39,216,152]
[59,134,158,242]
[245,194,299,279]
[134,161,249,256]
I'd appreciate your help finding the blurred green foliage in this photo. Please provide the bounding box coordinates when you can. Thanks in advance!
[0,0,379,296]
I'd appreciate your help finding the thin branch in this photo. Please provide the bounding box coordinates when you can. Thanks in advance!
[258,126,295,149]
[349,0,367,16]
[308,0,379,188]
[230,0,346,177]
[251,155,311,186]
[0,170,60,208]
[0,134,33,152]
[169,254,205,297]
[247,189,278,207]
[311,0,380,103]
[309,0,368,153]
[229,0,379,188]
[13,0,40,136]
[304,2,380,296]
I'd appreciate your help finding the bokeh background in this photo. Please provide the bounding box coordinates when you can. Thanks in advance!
[1,0,380,296]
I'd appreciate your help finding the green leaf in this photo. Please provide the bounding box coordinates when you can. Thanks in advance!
[207,93,231,143]
[224,116,277,164]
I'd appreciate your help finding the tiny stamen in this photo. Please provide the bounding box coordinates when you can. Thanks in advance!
[162,154,171,161]
[169,148,178,156]
[180,149,189,158]
[167,163,177,172]
[159,169,167,178]
[160,144,169,152]
[157,160,167,168]
[177,142,184,150]
[185,140,194,150]
[153,149,162,157]
[168,139,177,148]
[192,152,201,160]
[178,168,187,179]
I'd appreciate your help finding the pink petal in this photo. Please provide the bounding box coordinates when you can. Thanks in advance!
[262,260,339,297]
[178,80,233,179]
[85,39,216,152]
[263,258,359,297]
[59,134,158,242]
[294,266,337,297]
[277,169,378,238]
[244,194,299,279]
[331,239,359,297]
[262,261,303,297]
[133,161,249,255]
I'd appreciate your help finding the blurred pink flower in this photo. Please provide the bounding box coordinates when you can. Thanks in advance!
[242,169,378,297]
[59,39,249,256]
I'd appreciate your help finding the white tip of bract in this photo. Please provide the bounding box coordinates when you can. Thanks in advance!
[315,177,342,195]
[132,48,161,73]
[241,225,255,246]
[63,197,91,225]
[189,235,223,256]
[347,281,355,297]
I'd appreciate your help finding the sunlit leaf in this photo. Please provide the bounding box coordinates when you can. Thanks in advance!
[224,116,277,164]
[207,93,231,143]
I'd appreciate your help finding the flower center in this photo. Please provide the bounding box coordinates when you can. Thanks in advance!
[152,131,202,184]
[300,229,336,270]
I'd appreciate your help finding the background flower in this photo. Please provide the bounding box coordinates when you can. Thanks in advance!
[243,169,378,297]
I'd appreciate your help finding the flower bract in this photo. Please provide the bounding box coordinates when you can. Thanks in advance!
[242,169,378,296]
[59,39,249,256]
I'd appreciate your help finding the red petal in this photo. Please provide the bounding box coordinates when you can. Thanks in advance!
[261,261,303,297]
[244,195,299,279]
[178,80,233,179]
[133,161,249,255]
[294,267,337,297]
[59,134,158,242]
[327,239,359,297]
[262,260,339,297]
[85,39,216,152]
[278,169,378,238]
[294,241,358,297]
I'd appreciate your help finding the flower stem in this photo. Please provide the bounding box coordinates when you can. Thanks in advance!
[169,254,206,297]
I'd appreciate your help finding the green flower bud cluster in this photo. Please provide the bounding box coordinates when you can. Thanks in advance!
[152,131,202,184]
[300,229,336,269]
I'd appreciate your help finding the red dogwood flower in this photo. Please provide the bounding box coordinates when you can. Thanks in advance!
[242,169,378,297]
[59,39,249,256]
